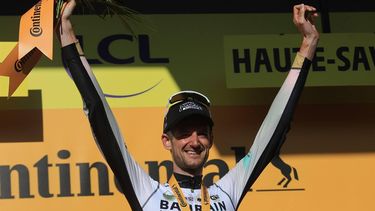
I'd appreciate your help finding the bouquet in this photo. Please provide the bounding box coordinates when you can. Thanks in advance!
[56,0,140,34]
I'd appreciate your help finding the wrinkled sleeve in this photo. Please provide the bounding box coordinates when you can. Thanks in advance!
[62,43,158,211]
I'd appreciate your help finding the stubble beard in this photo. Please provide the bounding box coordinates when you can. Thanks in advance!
[173,149,210,175]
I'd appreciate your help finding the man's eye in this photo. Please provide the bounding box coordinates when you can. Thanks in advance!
[198,132,209,137]
[175,132,192,139]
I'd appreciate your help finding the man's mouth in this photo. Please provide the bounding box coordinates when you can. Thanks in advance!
[184,150,201,156]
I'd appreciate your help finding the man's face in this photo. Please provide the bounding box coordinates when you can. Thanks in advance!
[164,116,213,175]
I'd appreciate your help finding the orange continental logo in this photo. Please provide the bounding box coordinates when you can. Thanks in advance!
[30,0,43,37]
[14,48,38,72]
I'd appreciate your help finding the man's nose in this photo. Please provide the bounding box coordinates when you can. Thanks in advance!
[189,131,200,147]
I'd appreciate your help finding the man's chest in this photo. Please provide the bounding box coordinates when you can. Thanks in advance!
[143,185,233,211]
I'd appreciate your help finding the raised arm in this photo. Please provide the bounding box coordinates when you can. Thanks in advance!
[215,4,319,210]
[56,1,158,209]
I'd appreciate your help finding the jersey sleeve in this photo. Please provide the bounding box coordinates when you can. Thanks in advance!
[215,54,311,209]
[62,43,158,210]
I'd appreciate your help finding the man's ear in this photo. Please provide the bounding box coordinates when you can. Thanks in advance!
[209,133,214,149]
[161,133,172,150]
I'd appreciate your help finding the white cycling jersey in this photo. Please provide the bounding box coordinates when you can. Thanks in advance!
[62,43,310,211]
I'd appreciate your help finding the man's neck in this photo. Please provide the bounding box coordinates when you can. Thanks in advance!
[173,165,203,177]
[172,172,203,189]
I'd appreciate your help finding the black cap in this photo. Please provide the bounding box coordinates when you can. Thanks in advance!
[163,91,213,133]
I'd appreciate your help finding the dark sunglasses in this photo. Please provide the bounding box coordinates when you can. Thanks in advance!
[168,90,211,107]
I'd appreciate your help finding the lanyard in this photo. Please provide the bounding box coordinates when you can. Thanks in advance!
[168,174,210,211]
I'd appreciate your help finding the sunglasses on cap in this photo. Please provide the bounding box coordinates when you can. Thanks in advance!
[167,90,211,107]
[163,90,211,117]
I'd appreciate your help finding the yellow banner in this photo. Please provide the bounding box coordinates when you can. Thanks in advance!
[1,13,375,211]
[2,15,375,106]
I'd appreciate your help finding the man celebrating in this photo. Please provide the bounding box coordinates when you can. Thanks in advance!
[58,1,319,210]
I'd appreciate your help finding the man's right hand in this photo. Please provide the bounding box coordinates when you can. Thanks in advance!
[57,0,77,47]
[61,0,76,21]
